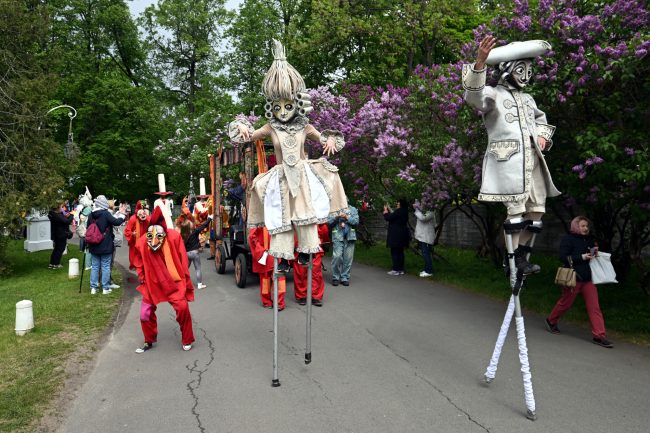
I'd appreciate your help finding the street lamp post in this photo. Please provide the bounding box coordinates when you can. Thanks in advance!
[46,105,78,160]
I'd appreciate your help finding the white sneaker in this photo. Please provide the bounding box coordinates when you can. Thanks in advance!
[102,289,112,295]
[90,288,97,295]
[182,344,192,351]
[108,283,120,289]
[387,270,399,275]
[419,271,433,277]
[197,283,206,290]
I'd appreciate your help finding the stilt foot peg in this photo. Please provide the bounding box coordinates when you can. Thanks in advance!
[272,379,281,387]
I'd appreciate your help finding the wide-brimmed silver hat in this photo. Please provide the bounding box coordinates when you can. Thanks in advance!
[486,40,551,65]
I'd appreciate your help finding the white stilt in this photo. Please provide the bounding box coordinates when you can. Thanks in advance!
[483,218,540,420]
[272,258,280,387]
[484,295,515,382]
[305,253,313,364]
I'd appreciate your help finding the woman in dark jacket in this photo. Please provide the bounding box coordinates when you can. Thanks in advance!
[48,203,74,269]
[383,198,411,276]
[87,195,126,295]
[545,216,612,348]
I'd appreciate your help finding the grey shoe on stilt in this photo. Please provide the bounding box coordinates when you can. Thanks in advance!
[514,246,541,275]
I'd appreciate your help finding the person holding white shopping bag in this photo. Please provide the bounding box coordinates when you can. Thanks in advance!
[545,216,613,348]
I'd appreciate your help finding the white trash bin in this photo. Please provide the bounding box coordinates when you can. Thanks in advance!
[15,300,34,336]
[69,258,80,279]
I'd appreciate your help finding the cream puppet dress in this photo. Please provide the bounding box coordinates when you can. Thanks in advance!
[229,40,348,260]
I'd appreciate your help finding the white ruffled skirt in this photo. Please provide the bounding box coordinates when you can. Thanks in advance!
[247,158,348,234]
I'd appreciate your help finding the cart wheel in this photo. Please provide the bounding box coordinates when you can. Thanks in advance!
[215,244,226,274]
[234,253,247,288]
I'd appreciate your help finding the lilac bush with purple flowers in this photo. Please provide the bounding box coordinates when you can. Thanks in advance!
[481,0,649,284]
[270,0,648,283]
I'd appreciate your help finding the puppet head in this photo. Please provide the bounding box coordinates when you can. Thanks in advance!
[486,40,551,90]
[79,186,93,208]
[261,40,312,122]
[146,206,167,251]
[135,201,147,221]
[496,59,533,89]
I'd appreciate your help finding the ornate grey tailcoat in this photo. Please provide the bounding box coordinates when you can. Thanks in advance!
[462,64,560,203]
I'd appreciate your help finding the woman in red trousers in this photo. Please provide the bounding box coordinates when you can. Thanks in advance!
[545,216,613,348]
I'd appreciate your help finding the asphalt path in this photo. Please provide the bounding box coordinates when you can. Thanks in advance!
[58,244,650,433]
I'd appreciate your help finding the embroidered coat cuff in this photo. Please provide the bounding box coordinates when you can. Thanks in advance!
[537,123,556,150]
[462,63,486,91]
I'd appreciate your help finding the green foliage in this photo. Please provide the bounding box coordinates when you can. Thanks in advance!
[139,0,234,114]
[73,76,166,201]
[294,0,488,86]
[153,111,231,197]
[225,0,283,113]
[483,0,650,283]
[0,241,120,432]
[0,0,69,269]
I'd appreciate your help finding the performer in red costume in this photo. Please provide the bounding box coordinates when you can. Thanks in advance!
[193,177,211,249]
[133,206,195,353]
[249,226,286,310]
[293,223,329,306]
[124,201,150,270]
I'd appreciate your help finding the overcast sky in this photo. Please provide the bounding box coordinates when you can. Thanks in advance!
[127,0,243,18]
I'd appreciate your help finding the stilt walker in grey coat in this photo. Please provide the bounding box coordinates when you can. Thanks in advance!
[463,36,560,420]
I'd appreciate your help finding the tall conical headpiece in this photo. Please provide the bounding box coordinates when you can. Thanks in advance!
[261,39,306,101]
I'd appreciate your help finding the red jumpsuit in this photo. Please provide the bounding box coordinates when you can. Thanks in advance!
[293,224,329,302]
[249,226,286,309]
[124,214,150,270]
[134,229,195,346]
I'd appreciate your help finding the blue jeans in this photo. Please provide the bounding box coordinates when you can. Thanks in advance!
[90,253,112,289]
[331,239,355,282]
[420,241,433,274]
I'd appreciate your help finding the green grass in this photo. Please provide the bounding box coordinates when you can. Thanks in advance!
[0,240,121,433]
[354,243,650,345]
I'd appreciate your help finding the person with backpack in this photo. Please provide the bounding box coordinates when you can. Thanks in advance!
[86,195,126,295]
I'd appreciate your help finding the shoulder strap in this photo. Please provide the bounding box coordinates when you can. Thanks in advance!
[567,256,574,268]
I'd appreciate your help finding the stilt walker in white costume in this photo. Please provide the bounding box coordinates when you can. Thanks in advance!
[153,173,175,230]
[230,39,348,386]
[463,36,561,420]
